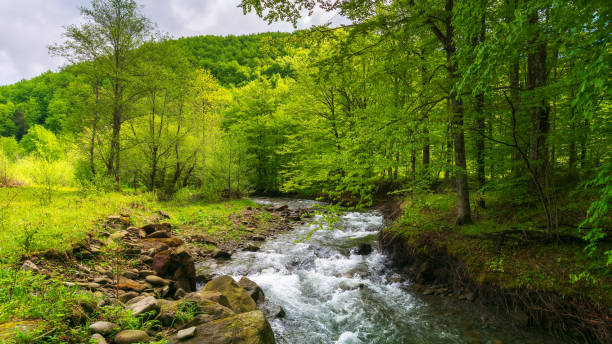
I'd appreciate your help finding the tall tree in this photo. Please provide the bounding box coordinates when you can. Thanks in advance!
[51,0,154,187]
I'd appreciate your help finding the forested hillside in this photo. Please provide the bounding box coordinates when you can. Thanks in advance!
[0,0,610,342]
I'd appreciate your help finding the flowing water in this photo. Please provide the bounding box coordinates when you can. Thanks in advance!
[198,198,563,344]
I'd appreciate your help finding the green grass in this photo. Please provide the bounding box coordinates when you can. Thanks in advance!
[0,187,259,262]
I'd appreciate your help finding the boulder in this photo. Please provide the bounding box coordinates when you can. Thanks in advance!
[114,330,150,344]
[202,276,257,314]
[91,333,107,344]
[169,311,274,344]
[89,321,118,336]
[126,296,159,316]
[238,276,265,303]
[151,247,196,292]
[174,288,187,299]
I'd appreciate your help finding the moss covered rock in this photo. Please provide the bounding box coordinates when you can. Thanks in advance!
[169,310,275,344]
[202,275,257,314]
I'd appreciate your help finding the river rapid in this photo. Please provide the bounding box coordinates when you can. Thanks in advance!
[197,198,563,344]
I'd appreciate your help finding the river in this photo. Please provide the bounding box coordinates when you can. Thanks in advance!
[197,198,563,344]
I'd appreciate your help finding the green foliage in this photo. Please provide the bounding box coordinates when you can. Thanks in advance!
[20,125,61,161]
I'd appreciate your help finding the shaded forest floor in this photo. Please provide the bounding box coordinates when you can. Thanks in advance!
[381,190,612,342]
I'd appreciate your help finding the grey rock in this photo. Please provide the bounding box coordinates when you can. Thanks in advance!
[89,321,118,336]
[126,296,159,316]
[177,326,197,341]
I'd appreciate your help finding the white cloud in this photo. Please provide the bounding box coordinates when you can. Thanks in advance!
[0,0,348,85]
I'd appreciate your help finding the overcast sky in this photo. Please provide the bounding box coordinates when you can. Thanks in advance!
[0,0,344,86]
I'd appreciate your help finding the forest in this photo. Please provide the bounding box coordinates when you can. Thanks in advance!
[0,0,609,343]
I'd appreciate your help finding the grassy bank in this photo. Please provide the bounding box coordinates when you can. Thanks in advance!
[381,191,611,341]
[0,186,264,343]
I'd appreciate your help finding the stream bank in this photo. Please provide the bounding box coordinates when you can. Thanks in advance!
[378,225,612,343]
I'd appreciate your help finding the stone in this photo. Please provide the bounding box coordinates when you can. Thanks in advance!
[355,243,373,255]
[126,296,159,316]
[89,321,118,336]
[146,275,170,286]
[263,303,285,319]
[119,291,140,303]
[465,292,475,301]
[21,260,39,272]
[148,230,171,239]
[142,237,183,250]
[91,333,108,344]
[202,275,257,314]
[151,247,196,292]
[238,276,265,303]
[387,273,404,284]
[185,291,232,309]
[117,277,147,292]
[94,277,112,285]
[174,288,187,299]
[211,248,231,259]
[272,204,288,211]
[140,255,154,264]
[176,326,197,341]
[87,282,102,290]
[252,235,266,241]
[423,289,434,295]
[141,223,171,235]
[169,311,274,344]
[114,330,150,344]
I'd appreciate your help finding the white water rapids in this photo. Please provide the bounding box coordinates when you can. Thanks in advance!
[197,198,563,344]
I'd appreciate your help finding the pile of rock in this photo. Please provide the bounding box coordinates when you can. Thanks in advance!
[88,275,277,344]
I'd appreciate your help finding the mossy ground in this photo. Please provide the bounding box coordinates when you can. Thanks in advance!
[386,191,612,309]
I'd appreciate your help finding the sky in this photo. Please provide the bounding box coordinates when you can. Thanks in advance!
[0,0,345,86]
